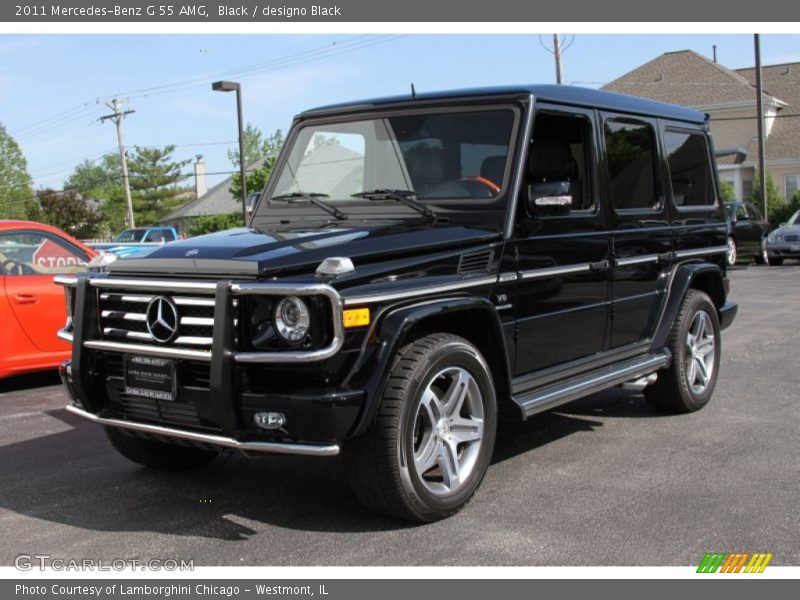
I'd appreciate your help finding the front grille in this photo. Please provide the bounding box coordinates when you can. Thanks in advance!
[784,234,799,243]
[98,291,218,349]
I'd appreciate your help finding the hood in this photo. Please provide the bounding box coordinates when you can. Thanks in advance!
[109,222,501,277]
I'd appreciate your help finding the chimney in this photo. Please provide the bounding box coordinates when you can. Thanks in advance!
[194,155,207,198]
[713,45,718,63]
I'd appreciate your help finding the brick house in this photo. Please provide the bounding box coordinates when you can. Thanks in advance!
[604,50,800,203]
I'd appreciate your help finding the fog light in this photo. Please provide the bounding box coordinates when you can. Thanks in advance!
[254,412,286,430]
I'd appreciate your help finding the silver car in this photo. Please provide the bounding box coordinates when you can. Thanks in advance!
[764,209,800,266]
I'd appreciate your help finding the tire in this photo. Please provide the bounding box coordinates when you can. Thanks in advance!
[105,427,218,470]
[767,256,784,266]
[644,290,721,413]
[754,239,767,265]
[726,236,737,267]
[343,333,497,522]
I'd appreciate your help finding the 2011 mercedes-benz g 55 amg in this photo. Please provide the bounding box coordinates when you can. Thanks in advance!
[57,85,737,522]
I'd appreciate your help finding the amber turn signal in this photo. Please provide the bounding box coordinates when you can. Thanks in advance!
[343,308,370,328]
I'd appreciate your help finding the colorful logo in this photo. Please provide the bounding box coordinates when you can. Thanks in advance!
[697,552,773,573]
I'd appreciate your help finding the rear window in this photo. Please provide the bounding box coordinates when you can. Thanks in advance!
[604,119,660,211]
[664,130,716,208]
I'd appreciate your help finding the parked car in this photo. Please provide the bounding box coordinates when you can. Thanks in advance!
[57,85,736,522]
[724,201,770,266]
[764,208,800,265]
[89,226,179,259]
[0,220,97,379]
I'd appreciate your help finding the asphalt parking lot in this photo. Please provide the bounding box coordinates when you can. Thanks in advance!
[1,265,798,567]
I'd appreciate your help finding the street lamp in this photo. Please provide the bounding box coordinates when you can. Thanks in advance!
[212,80,248,224]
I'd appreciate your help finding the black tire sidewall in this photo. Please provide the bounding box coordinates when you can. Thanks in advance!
[673,293,721,411]
[396,339,497,518]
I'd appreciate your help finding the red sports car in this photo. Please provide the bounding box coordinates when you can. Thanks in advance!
[0,220,98,379]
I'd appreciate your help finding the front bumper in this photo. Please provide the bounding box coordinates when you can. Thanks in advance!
[59,359,353,455]
[56,275,365,453]
[765,242,800,258]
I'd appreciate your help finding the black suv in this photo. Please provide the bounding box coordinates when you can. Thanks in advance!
[57,85,737,522]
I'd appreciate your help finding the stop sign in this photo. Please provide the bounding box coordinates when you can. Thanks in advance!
[32,239,81,269]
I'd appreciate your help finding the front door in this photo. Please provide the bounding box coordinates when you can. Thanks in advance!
[512,106,611,375]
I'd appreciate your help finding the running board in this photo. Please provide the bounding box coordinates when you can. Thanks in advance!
[512,351,671,419]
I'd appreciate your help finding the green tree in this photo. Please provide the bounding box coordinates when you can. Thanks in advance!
[0,122,34,219]
[752,171,788,226]
[26,188,105,239]
[127,145,191,226]
[229,128,284,200]
[65,153,126,233]
[187,212,245,237]
[720,181,736,202]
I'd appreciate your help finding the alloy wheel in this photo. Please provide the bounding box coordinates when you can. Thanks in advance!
[726,237,737,266]
[685,310,716,395]
[411,366,484,496]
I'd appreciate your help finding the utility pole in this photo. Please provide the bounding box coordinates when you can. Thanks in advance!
[100,98,136,229]
[553,34,563,84]
[754,34,768,219]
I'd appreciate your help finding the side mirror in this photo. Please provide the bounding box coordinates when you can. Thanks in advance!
[527,181,573,216]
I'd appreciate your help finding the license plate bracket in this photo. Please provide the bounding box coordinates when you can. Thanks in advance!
[124,356,177,401]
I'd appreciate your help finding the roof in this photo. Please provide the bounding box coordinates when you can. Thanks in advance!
[603,50,781,107]
[160,161,264,223]
[735,62,800,163]
[300,84,707,124]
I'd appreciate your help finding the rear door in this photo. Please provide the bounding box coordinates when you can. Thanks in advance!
[0,229,89,353]
[602,113,672,349]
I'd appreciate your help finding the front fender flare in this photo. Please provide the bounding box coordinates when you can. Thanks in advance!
[346,296,511,438]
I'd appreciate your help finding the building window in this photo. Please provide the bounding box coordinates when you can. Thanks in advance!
[742,180,753,200]
[786,174,800,201]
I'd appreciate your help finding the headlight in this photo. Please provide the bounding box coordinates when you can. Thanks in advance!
[274,296,310,343]
[87,251,118,271]
[767,230,782,243]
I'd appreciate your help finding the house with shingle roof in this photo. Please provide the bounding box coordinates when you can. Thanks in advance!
[604,50,800,203]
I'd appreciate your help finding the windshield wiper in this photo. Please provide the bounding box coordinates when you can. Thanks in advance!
[352,189,438,222]
[272,192,348,221]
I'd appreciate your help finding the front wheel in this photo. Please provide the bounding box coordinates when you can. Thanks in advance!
[754,239,767,265]
[645,290,721,413]
[767,255,784,266]
[343,333,497,522]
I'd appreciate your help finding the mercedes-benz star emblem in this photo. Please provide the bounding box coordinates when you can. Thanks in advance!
[145,296,179,343]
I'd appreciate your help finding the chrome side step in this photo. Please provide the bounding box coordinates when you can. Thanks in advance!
[512,351,671,419]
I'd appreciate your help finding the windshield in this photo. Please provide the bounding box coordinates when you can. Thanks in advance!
[113,229,146,243]
[269,108,517,207]
[788,209,800,226]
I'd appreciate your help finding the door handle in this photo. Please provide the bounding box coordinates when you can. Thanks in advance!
[12,294,39,305]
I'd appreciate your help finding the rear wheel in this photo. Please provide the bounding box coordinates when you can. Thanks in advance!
[343,333,497,522]
[726,236,737,267]
[645,290,721,413]
[105,427,218,470]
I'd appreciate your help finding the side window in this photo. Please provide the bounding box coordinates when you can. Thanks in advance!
[604,119,660,211]
[747,204,764,222]
[664,130,716,208]
[528,111,595,212]
[736,205,749,220]
[0,231,87,276]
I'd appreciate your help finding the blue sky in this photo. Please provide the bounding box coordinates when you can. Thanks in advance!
[1,33,799,192]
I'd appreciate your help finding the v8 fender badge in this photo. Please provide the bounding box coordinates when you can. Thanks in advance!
[185,249,200,257]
